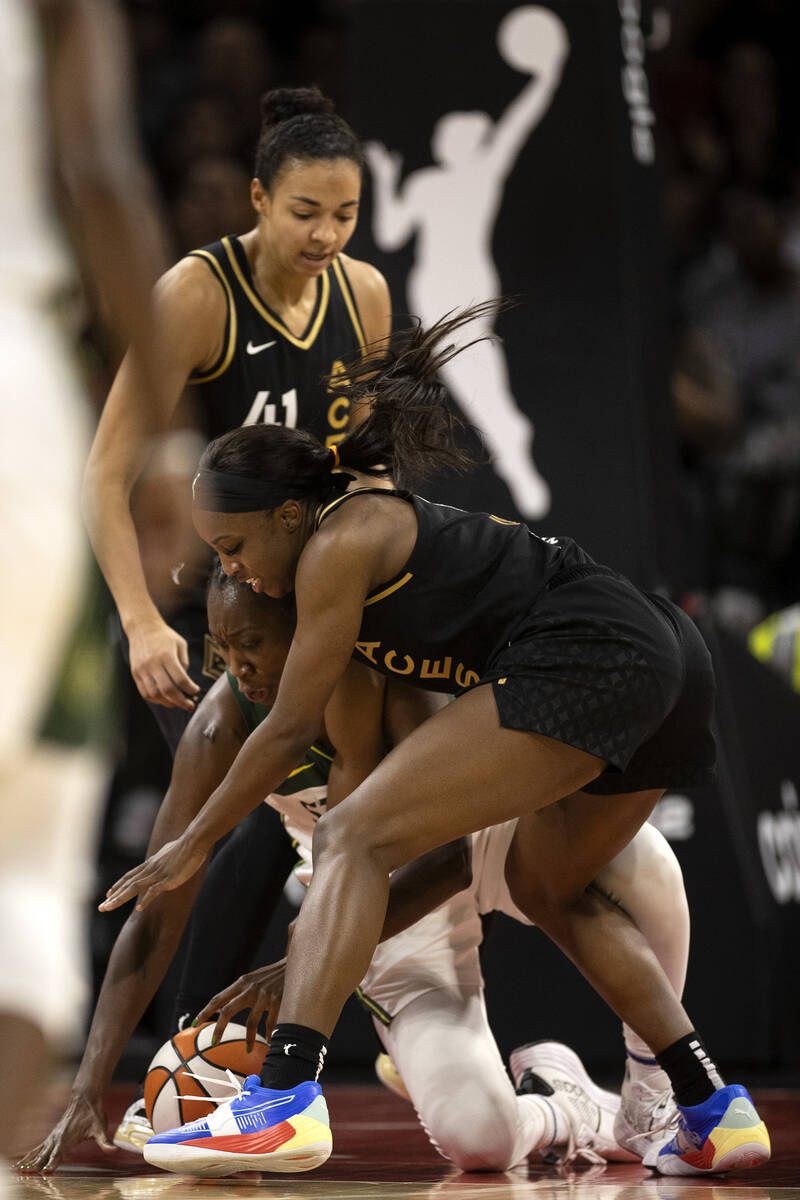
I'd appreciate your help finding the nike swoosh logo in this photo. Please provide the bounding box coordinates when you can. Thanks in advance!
[246,340,277,355]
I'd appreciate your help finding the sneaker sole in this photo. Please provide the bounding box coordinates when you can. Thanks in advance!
[113,1126,152,1154]
[143,1134,332,1177]
[375,1053,411,1102]
[651,1125,771,1176]
[510,1041,638,1163]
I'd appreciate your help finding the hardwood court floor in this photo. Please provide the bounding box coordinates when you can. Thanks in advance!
[10,1084,800,1200]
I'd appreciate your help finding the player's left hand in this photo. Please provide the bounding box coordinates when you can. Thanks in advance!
[193,960,287,1051]
[98,836,208,912]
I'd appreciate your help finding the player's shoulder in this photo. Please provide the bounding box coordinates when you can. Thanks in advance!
[338,252,388,293]
[337,253,389,305]
[337,253,391,345]
[154,251,228,323]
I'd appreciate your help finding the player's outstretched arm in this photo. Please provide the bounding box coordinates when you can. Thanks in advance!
[193,959,288,1055]
[16,679,247,1172]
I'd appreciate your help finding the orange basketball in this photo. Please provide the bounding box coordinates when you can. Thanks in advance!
[144,1021,268,1133]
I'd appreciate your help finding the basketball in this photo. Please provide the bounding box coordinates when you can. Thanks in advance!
[496,5,569,77]
[144,1022,268,1133]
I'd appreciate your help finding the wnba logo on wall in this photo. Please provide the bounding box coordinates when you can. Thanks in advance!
[757,779,800,904]
[366,6,569,520]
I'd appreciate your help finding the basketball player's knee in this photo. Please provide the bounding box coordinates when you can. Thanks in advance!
[312,803,386,866]
[508,867,586,927]
[424,1087,516,1172]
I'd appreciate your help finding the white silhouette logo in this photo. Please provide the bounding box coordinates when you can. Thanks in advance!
[758,778,800,904]
[366,6,569,519]
[246,339,277,355]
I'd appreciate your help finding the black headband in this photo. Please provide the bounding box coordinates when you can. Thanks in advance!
[192,468,314,513]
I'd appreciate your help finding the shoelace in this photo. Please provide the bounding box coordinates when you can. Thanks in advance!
[622,1087,681,1150]
[560,1121,607,1167]
[175,1068,250,1106]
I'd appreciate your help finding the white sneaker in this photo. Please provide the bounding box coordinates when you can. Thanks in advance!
[113,1095,154,1153]
[509,1040,637,1163]
[374,1052,411,1102]
[614,1058,679,1158]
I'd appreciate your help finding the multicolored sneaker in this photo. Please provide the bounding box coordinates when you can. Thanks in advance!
[509,1040,637,1163]
[113,1095,153,1154]
[374,1052,411,1102]
[643,1084,770,1175]
[142,1075,331,1177]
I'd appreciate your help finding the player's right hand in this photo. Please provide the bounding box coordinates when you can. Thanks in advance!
[193,959,287,1052]
[16,1092,117,1173]
[128,619,200,710]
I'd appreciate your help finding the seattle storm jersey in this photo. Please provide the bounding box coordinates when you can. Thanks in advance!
[316,490,593,693]
[187,236,366,446]
[226,670,333,843]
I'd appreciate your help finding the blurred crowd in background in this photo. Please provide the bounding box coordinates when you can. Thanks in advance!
[82,0,800,1067]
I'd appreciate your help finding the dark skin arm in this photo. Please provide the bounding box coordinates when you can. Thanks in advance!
[192,660,390,1051]
[195,680,472,1044]
[99,498,409,912]
[17,677,247,1172]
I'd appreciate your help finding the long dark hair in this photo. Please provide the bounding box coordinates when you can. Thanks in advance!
[199,301,499,501]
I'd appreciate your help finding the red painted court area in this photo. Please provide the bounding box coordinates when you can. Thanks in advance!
[12,1083,800,1200]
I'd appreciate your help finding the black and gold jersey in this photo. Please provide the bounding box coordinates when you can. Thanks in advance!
[316,490,591,693]
[187,236,366,447]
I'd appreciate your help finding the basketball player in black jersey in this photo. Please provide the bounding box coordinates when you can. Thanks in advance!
[85,85,390,735]
[83,84,392,1147]
[102,306,771,1178]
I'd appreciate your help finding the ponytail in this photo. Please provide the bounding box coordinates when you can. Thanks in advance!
[333,300,503,487]
[195,300,505,511]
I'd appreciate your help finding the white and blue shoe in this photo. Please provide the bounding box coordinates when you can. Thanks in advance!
[643,1083,770,1175]
[143,1074,332,1177]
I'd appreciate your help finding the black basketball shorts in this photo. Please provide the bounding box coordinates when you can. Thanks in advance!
[485,565,716,794]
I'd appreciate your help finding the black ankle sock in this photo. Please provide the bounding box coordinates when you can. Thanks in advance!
[656,1031,724,1108]
[259,1023,329,1090]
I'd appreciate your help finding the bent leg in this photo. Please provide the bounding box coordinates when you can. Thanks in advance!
[505,789,692,1054]
[280,684,605,1035]
[379,988,551,1171]
[594,822,689,998]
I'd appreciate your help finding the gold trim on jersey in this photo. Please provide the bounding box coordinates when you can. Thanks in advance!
[222,236,330,350]
[363,573,413,607]
[355,986,392,1027]
[285,746,334,775]
[314,486,381,528]
[188,251,238,382]
[331,257,366,349]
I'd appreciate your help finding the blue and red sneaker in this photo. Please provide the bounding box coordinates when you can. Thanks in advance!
[143,1075,332,1177]
[643,1084,770,1175]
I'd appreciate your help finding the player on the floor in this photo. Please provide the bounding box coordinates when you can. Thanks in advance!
[101,305,772,1178]
[192,579,693,1170]
[19,570,688,1173]
[16,571,397,1174]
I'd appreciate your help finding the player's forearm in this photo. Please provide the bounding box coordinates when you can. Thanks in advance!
[72,886,201,1099]
[82,471,162,633]
[380,838,472,941]
[185,724,314,853]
